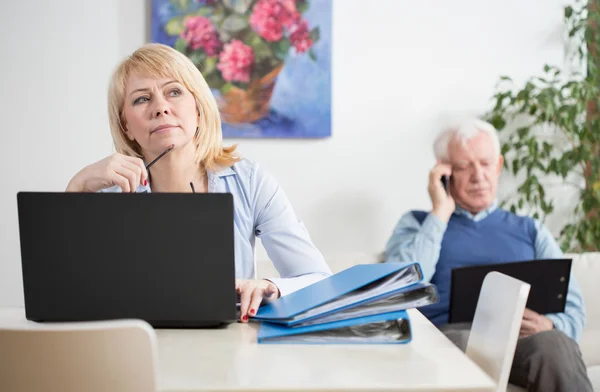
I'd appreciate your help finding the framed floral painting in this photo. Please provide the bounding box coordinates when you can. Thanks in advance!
[151,0,331,138]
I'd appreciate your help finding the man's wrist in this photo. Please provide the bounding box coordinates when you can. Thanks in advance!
[431,208,452,223]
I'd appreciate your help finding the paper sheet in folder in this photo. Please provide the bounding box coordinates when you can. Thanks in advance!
[253,262,438,326]
[254,263,439,344]
[257,310,412,344]
[449,259,572,323]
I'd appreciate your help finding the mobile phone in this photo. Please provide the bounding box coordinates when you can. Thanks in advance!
[441,175,451,195]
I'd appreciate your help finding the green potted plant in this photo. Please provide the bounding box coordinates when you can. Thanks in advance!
[486,0,600,252]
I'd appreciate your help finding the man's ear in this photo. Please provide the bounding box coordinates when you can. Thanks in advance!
[497,154,504,175]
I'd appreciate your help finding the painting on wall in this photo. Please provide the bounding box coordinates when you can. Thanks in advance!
[151,0,331,138]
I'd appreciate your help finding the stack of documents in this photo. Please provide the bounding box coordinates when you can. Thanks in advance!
[253,262,438,344]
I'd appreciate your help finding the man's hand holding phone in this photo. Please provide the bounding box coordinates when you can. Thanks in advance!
[428,163,456,223]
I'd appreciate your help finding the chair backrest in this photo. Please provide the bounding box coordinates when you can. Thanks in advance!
[567,252,600,367]
[0,319,158,392]
[466,272,530,392]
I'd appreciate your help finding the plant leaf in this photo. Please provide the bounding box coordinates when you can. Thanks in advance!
[271,38,291,61]
[188,51,207,66]
[565,5,573,18]
[203,56,218,74]
[297,0,309,14]
[173,0,190,10]
[174,38,187,53]
[221,14,249,33]
[165,17,185,36]
[222,0,253,14]
[309,27,320,42]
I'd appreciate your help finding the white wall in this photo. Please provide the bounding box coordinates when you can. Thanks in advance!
[0,0,567,307]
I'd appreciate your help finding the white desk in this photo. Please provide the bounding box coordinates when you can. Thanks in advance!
[1,307,494,391]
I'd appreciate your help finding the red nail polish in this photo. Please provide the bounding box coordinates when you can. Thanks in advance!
[242,315,248,321]
[143,180,148,186]
[250,309,255,315]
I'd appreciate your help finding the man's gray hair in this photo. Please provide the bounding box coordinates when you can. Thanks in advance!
[433,118,501,161]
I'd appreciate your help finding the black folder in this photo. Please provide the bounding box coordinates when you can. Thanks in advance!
[449,259,572,323]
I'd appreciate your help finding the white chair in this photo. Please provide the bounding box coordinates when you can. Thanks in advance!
[466,272,530,392]
[0,319,159,392]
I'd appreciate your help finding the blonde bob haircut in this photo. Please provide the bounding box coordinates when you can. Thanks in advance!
[107,43,238,171]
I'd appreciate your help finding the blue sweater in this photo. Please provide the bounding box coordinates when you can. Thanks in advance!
[385,202,586,342]
[414,208,536,325]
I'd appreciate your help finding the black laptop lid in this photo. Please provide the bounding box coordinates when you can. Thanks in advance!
[17,192,237,327]
[449,259,572,324]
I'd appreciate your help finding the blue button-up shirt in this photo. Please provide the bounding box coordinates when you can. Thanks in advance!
[101,158,332,296]
[385,201,586,342]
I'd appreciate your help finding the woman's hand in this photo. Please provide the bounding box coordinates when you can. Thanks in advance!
[236,279,280,323]
[66,153,148,193]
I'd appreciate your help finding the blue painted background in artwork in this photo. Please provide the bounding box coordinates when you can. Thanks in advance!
[151,0,331,138]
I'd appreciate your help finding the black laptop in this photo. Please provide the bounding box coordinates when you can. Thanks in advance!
[16,192,237,328]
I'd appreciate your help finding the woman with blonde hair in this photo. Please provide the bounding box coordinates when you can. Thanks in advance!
[67,43,331,321]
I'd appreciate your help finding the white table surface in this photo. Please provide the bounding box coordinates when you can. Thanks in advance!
[0,307,494,391]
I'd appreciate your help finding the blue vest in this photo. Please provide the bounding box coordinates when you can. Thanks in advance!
[413,208,537,326]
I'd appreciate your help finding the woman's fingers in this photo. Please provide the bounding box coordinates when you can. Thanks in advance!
[109,171,132,193]
[69,153,149,193]
[248,287,265,318]
[114,164,138,193]
[123,155,148,185]
[113,154,150,192]
[119,159,145,189]
[239,281,253,322]
[237,280,281,323]
[263,282,279,300]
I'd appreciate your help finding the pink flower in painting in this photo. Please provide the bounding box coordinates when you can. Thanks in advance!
[249,0,298,42]
[180,16,222,56]
[289,18,313,53]
[217,39,255,83]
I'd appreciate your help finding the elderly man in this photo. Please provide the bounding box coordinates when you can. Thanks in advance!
[385,119,591,392]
